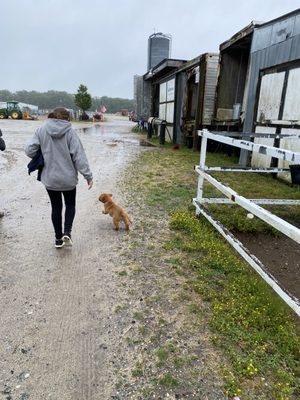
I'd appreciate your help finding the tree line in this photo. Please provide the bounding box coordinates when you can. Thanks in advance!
[0,90,134,113]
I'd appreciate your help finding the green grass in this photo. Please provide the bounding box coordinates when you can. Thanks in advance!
[117,270,128,276]
[171,211,300,398]
[131,126,148,134]
[158,373,179,387]
[132,361,144,377]
[125,146,300,399]
[156,343,176,366]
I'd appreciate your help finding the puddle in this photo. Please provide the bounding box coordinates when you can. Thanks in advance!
[76,124,102,134]
[52,122,145,149]
[105,143,118,147]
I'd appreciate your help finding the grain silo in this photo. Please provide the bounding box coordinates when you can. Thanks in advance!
[147,33,171,71]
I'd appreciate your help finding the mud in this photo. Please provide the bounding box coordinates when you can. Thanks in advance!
[235,231,300,299]
[1,116,298,400]
[0,117,144,399]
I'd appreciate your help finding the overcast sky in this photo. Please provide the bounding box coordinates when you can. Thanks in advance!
[1,0,299,99]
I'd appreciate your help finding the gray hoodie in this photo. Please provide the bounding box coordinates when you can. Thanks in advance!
[25,119,93,191]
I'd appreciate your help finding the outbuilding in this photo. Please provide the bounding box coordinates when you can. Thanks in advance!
[214,21,262,130]
[240,8,300,182]
[143,54,219,146]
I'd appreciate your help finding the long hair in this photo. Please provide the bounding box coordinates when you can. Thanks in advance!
[48,107,70,121]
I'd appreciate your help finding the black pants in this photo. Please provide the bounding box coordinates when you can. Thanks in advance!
[46,188,76,239]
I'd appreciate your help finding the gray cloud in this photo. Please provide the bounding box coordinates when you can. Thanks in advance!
[0,0,298,98]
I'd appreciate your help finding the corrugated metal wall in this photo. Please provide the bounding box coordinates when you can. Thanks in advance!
[244,11,300,134]
[134,75,152,119]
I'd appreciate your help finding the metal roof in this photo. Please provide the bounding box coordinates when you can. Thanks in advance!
[144,58,186,80]
[220,21,263,51]
[257,7,300,28]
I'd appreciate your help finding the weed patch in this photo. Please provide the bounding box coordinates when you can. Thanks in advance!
[124,146,300,399]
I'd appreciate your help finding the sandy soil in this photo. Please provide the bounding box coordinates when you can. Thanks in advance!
[0,117,144,399]
[1,116,298,400]
[0,117,226,400]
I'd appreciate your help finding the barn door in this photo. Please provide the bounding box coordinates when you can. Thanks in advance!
[252,64,300,173]
[256,71,285,123]
[252,71,285,167]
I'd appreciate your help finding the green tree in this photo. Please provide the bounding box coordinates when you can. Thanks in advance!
[0,89,133,112]
[74,84,92,112]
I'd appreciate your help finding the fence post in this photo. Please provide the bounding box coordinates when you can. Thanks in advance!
[197,131,207,201]
[147,120,153,139]
[159,121,166,144]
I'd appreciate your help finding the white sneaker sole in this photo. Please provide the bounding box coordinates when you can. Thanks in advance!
[62,235,73,246]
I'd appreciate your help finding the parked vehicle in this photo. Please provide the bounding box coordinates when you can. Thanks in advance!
[0,101,23,119]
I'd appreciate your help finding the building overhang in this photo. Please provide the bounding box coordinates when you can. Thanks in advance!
[144,58,186,81]
[257,7,300,29]
[220,21,263,52]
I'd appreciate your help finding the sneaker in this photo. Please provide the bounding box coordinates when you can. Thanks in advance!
[55,238,64,248]
[62,232,73,246]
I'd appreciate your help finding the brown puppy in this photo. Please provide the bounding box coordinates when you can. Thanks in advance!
[99,193,132,231]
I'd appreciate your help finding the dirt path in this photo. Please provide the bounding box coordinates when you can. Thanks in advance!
[0,117,145,399]
[0,117,227,400]
[2,117,299,400]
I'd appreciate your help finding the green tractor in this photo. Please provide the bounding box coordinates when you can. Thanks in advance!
[0,101,23,119]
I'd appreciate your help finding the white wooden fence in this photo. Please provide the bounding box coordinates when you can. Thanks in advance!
[193,129,300,316]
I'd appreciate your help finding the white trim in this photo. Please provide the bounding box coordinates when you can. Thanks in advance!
[198,129,300,163]
[194,130,300,315]
[197,197,300,205]
[195,166,300,244]
[193,200,300,317]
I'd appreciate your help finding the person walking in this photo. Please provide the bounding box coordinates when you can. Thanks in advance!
[25,107,93,248]
[0,128,6,218]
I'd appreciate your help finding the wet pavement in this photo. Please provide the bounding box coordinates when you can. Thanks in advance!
[0,116,143,399]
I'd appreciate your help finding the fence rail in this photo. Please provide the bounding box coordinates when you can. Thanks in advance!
[193,129,300,316]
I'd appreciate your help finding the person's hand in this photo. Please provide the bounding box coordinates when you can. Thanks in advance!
[87,179,93,190]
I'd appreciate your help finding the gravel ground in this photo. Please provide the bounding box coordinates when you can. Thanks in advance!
[0,116,225,400]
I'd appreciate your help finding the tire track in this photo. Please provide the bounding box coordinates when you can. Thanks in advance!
[0,117,141,399]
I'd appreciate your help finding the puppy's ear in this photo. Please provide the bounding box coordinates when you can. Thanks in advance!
[109,193,113,197]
